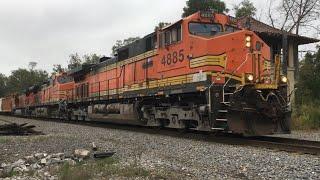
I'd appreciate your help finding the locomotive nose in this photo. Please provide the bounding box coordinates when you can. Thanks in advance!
[227,86,290,136]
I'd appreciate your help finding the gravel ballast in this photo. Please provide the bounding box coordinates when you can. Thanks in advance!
[0,115,319,179]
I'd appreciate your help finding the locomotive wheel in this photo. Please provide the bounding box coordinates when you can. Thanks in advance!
[279,111,291,133]
[67,111,72,121]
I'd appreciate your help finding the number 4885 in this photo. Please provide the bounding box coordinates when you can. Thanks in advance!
[161,49,184,66]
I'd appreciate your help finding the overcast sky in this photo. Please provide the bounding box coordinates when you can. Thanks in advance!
[0,0,318,76]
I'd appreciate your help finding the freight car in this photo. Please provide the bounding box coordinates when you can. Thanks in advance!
[10,11,291,136]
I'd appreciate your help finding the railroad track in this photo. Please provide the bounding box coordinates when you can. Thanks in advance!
[207,135,320,156]
[1,115,320,156]
[246,136,320,155]
[0,117,12,124]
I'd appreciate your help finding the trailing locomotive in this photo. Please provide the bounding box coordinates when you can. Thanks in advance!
[8,11,291,135]
[0,95,16,115]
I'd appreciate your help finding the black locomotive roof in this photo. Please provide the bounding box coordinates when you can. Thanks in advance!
[117,32,156,52]
[94,56,118,69]
[67,64,95,77]
[24,84,41,95]
[116,32,157,61]
[67,32,157,77]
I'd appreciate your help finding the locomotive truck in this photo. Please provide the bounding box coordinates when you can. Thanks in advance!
[3,11,291,136]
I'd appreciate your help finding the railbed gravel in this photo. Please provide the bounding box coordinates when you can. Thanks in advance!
[0,115,319,179]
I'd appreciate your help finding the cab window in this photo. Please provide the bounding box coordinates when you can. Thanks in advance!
[57,75,73,84]
[189,22,222,36]
[146,34,157,51]
[225,25,240,33]
[164,24,182,45]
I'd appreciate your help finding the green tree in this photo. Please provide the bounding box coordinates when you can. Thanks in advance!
[83,54,101,65]
[52,64,65,75]
[6,69,48,94]
[111,40,123,56]
[293,46,320,129]
[111,37,140,56]
[154,22,171,31]
[28,62,37,70]
[296,47,320,105]
[234,0,257,18]
[68,53,82,70]
[182,0,228,17]
[0,73,7,97]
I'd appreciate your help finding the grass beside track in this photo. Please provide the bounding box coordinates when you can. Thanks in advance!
[58,157,150,180]
[56,157,182,179]
[292,103,320,130]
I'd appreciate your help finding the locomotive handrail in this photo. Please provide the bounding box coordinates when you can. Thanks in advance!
[224,53,251,88]
[222,53,251,104]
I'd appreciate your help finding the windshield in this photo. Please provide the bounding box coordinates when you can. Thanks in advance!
[189,22,222,36]
[225,25,240,33]
[57,75,73,84]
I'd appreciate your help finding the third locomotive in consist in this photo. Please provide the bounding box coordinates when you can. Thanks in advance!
[7,11,291,135]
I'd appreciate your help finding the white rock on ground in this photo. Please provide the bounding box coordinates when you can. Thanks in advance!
[74,149,90,159]
[0,151,81,180]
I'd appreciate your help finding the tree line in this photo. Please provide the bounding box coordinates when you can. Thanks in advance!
[0,67,48,97]
[0,53,102,97]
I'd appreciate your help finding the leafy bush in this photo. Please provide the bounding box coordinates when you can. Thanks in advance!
[293,46,320,130]
[292,103,320,130]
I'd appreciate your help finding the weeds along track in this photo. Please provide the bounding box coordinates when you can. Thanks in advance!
[2,115,320,156]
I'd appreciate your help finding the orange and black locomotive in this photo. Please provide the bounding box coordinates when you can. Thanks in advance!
[7,11,291,136]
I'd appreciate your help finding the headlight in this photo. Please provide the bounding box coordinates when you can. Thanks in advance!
[246,74,254,82]
[281,76,288,83]
[245,36,252,48]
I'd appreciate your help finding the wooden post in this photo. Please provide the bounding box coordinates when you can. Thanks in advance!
[282,34,288,75]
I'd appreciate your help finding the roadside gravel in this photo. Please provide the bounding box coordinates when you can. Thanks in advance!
[0,115,319,179]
